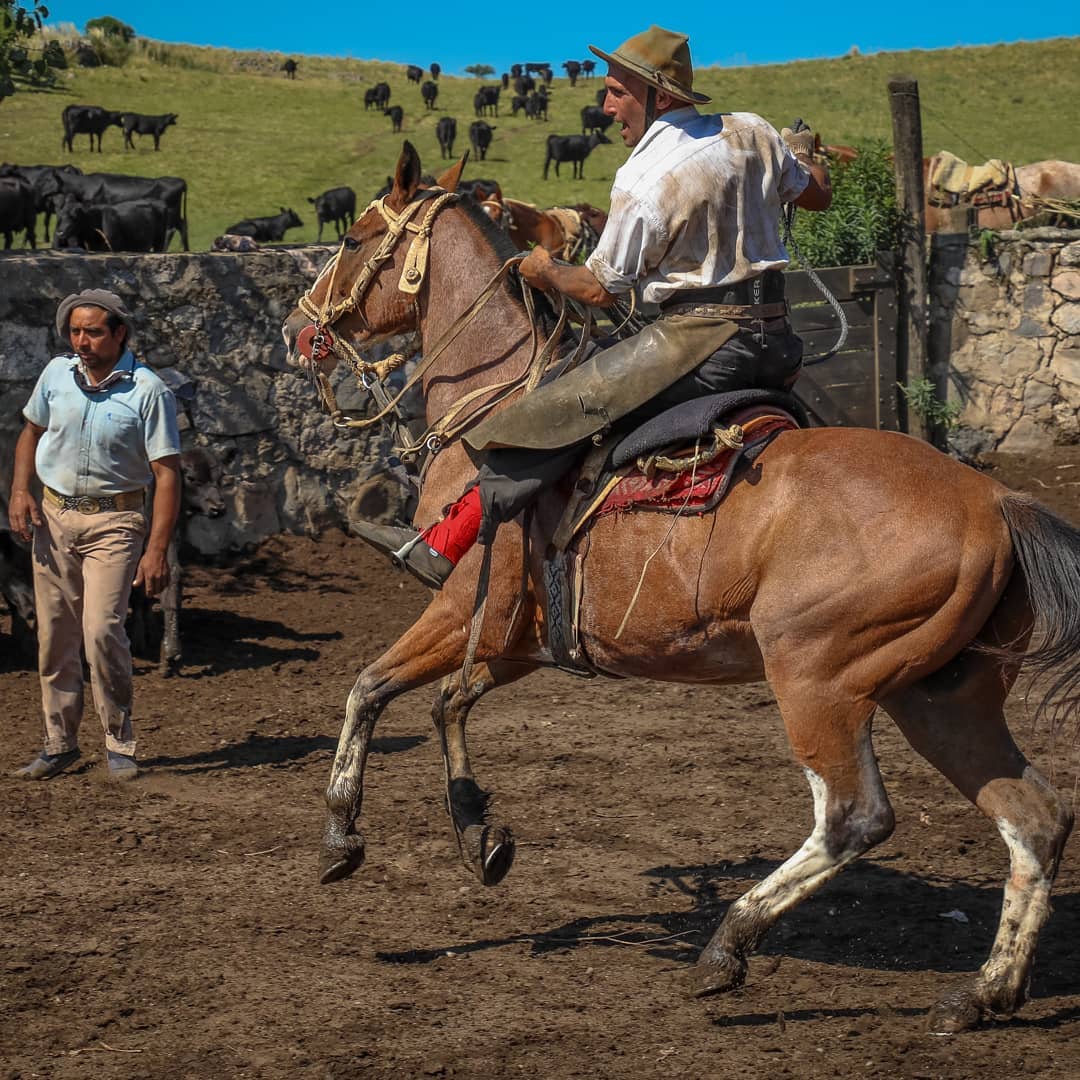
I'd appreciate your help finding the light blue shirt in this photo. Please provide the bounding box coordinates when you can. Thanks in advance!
[23,351,181,497]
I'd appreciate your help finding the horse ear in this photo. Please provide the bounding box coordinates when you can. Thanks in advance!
[388,141,422,211]
[435,152,469,193]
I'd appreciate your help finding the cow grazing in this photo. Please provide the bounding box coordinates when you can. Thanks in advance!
[307,185,356,242]
[469,121,495,161]
[385,105,404,133]
[581,59,596,80]
[525,93,547,121]
[372,82,391,109]
[473,86,499,117]
[364,87,378,110]
[406,64,424,84]
[513,74,535,96]
[430,62,441,81]
[0,163,81,241]
[421,80,438,110]
[61,104,125,153]
[543,131,610,179]
[562,60,582,86]
[56,171,189,250]
[435,116,457,159]
[0,176,36,248]
[580,105,614,135]
[511,94,528,117]
[121,112,178,151]
[223,207,303,242]
[282,58,298,79]
[52,196,170,252]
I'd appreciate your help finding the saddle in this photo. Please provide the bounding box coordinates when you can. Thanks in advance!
[928,151,1019,210]
[542,389,803,677]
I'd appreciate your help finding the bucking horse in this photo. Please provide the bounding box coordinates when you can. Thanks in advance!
[283,142,1078,1034]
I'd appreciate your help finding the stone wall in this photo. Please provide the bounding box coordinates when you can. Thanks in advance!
[0,247,412,554]
[935,228,1080,455]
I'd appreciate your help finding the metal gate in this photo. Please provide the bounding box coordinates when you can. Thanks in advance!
[786,253,901,431]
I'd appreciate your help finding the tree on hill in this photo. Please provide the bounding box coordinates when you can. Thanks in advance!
[85,14,134,41]
[0,0,50,103]
[464,63,494,79]
[85,13,136,66]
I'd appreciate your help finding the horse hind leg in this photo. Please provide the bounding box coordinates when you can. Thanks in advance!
[690,695,894,997]
[881,642,1073,1033]
[432,659,537,886]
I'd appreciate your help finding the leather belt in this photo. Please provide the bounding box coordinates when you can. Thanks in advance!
[660,269,787,311]
[44,486,145,514]
[661,301,789,322]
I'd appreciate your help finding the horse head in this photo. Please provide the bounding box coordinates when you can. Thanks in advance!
[283,142,467,375]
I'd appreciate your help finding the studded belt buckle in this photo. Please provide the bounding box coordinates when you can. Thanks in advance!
[77,496,100,514]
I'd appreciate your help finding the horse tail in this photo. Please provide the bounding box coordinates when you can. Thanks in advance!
[1000,492,1080,720]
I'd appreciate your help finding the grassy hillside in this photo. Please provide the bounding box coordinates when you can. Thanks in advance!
[0,35,1077,251]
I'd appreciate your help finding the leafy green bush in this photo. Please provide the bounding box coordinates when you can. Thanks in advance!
[85,13,134,66]
[1,0,50,101]
[788,140,900,267]
[85,14,133,41]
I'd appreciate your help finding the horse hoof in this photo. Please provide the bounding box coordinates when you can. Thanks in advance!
[685,951,747,998]
[926,989,984,1034]
[462,824,515,887]
[319,835,366,885]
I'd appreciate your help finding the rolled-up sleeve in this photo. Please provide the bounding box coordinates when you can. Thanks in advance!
[777,145,811,203]
[586,187,669,295]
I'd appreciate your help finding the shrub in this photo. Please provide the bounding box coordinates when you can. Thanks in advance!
[788,140,900,267]
[84,13,135,66]
[84,14,133,41]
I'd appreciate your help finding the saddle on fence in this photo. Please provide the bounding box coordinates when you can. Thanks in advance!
[928,151,1018,210]
[542,389,802,676]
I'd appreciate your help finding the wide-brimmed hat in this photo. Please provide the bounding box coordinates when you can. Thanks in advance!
[55,289,134,341]
[589,25,710,105]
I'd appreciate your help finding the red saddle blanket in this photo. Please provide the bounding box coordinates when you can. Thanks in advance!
[595,406,797,518]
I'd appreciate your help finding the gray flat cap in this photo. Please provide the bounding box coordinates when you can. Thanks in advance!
[56,289,135,340]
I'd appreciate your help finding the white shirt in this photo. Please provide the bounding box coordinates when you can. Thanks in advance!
[586,107,810,305]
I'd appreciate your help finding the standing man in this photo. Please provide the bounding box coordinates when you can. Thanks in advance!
[342,25,831,589]
[8,290,181,781]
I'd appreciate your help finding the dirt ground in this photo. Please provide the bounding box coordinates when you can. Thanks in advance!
[3,448,1080,1080]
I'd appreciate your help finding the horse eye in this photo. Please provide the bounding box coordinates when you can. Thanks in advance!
[342,236,360,251]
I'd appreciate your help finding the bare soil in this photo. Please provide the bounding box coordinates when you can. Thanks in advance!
[3,448,1080,1080]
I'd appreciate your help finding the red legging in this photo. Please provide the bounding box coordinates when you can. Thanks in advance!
[421,486,481,565]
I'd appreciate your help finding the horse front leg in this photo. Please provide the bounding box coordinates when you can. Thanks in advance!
[433,659,538,886]
[321,603,473,885]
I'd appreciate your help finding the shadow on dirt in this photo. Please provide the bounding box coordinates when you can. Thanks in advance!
[376,856,1080,998]
[142,731,425,773]
[164,607,344,674]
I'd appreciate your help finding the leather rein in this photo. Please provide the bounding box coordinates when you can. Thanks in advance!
[296,186,589,468]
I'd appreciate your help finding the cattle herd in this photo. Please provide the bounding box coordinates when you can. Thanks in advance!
[0,56,610,254]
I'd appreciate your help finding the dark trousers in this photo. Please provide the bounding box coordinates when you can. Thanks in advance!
[473,322,803,544]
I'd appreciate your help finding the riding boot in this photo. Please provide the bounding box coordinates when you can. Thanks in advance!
[350,487,482,591]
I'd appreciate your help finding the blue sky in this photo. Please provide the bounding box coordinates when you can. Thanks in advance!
[52,1,1078,74]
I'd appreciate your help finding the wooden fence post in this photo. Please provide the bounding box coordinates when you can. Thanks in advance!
[888,77,932,443]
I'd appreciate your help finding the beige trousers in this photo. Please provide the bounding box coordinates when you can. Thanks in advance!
[32,499,146,757]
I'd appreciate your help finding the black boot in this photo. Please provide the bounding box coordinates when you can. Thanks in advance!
[350,521,454,590]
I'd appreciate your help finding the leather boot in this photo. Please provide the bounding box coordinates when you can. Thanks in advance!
[350,520,455,590]
[13,748,82,780]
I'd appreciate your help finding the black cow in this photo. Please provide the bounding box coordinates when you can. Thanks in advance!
[511,94,528,116]
[121,112,178,151]
[223,207,303,242]
[406,64,424,84]
[524,62,547,75]
[541,65,553,86]
[562,60,582,87]
[307,185,356,242]
[61,104,125,153]
[430,62,441,81]
[513,74,535,95]
[0,163,81,241]
[364,87,378,110]
[501,72,509,89]
[56,171,189,250]
[435,116,457,159]
[596,87,606,107]
[421,80,438,110]
[53,196,170,252]
[510,64,522,78]
[543,131,609,179]
[373,82,391,108]
[457,178,502,202]
[473,86,499,118]
[525,93,547,121]
[0,176,36,248]
[384,105,404,132]
[282,58,298,79]
[581,59,596,80]
[580,105,614,135]
[469,121,495,161]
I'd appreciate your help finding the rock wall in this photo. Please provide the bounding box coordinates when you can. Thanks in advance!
[0,247,413,554]
[935,228,1080,455]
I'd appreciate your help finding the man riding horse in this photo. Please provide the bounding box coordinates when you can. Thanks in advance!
[335,25,832,588]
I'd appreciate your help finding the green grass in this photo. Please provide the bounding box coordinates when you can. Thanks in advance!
[0,35,1077,251]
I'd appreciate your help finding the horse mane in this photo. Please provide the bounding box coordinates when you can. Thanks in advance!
[452,195,557,326]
